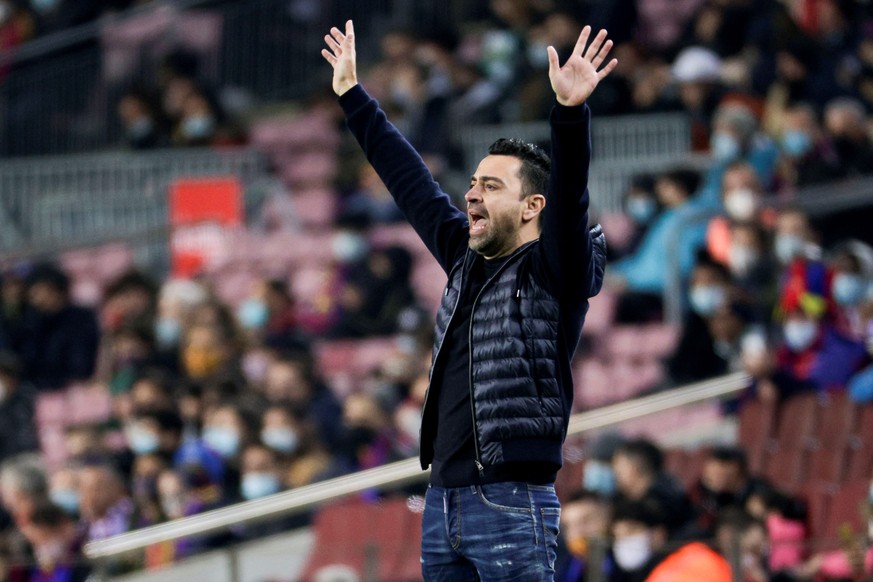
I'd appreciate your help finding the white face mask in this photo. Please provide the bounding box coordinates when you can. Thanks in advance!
[783,319,819,352]
[728,245,760,277]
[724,188,758,221]
[613,531,652,571]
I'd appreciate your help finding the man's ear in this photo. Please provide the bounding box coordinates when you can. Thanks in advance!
[522,194,546,223]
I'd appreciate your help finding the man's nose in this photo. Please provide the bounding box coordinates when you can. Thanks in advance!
[464,186,481,203]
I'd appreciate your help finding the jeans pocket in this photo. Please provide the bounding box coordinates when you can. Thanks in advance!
[475,483,532,513]
[540,507,561,569]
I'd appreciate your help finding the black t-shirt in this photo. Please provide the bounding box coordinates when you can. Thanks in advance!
[429,256,557,487]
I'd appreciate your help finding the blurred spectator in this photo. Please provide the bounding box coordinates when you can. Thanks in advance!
[104,323,159,395]
[705,162,770,267]
[743,482,807,574]
[773,207,820,266]
[706,100,778,196]
[774,102,841,188]
[341,163,404,225]
[17,264,99,390]
[555,490,613,582]
[724,222,776,314]
[605,175,661,262]
[610,168,705,322]
[612,438,692,536]
[666,257,743,385]
[125,410,184,462]
[172,87,220,147]
[181,321,238,382]
[79,463,135,542]
[829,241,873,339]
[337,392,402,473]
[670,46,726,150]
[609,497,671,581]
[63,424,107,467]
[329,246,416,338]
[47,466,80,518]
[710,509,769,582]
[117,88,167,150]
[154,278,208,355]
[9,503,90,582]
[260,406,334,488]
[0,455,48,527]
[239,443,282,501]
[236,278,308,352]
[689,446,766,534]
[823,97,873,178]
[582,432,626,498]
[0,266,29,353]
[0,352,39,463]
[263,353,342,449]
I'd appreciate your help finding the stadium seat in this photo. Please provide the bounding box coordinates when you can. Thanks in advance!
[814,391,857,448]
[845,404,873,481]
[737,397,776,474]
[805,444,848,486]
[820,479,869,544]
[762,446,807,494]
[773,393,819,450]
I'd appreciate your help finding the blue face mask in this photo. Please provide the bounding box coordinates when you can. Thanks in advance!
[833,273,865,306]
[241,472,281,500]
[202,426,241,459]
[775,234,805,264]
[583,461,616,496]
[238,299,270,330]
[626,197,657,225]
[181,116,215,140]
[711,132,741,162]
[50,489,80,515]
[783,319,819,352]
[689,285,726,317]
[781,130,813,158]
[126,425,160,455]
[31,0,59,13]
[261,427,299,454]
[155,317,182,349]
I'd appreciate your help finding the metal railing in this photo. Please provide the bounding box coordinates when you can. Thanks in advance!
[0,147,268,253]
[0,0,460,157]
[455,113,692,213]
[84,372,749,562]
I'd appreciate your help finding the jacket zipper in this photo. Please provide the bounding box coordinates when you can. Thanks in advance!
[467,241,537,478]
[419,253,468,468]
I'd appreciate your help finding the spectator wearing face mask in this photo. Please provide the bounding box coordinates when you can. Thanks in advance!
[705,162,774,267]
[0,352,38,464]
[610,168,706,323]
[581,432,625,499]
[8,503,91,582]
[667,257,741,385]
[773,207,821,267]
[774,102,841,189]
[48,465,80,519]
[829,243,873,340]
[608,497,671,582]
[705,100,778,200]
[200,404,253,494]
[172,88,219,147]
[260,406,335,489]
[117,88,167,150]
[236,278,308,352]
[724,222,776,311]
[777,301,868,394]
[711,509,770,582]
[144,469,204,567]
[124,410,184,464]
[555,490,614,582]
[605,175,660,263]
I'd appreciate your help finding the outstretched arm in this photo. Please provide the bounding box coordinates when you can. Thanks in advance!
[321,21,468,272]
[538,27,616,295]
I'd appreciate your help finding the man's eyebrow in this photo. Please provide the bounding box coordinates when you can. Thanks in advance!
[470,175,506,185]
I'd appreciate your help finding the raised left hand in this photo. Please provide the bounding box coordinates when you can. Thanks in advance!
[547,26,618,107]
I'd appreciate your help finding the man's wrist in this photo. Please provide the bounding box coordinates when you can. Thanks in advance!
[337,80,359,97]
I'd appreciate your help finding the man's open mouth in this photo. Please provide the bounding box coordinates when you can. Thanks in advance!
[469,211,488,235]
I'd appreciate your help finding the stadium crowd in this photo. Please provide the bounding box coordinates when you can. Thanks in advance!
[1,0,873,580]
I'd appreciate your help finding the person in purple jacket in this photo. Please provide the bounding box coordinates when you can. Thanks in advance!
[322,20,614,581]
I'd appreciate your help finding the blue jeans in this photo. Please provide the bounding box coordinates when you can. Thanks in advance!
[421,482,561,581]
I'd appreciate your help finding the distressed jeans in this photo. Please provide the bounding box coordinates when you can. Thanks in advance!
[421,482,561,581]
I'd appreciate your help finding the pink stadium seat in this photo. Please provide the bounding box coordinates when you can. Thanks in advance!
[574,358,613,408]
[290,189,337,229]
[370,224,430,257]
[604,326,645,362]
[639,323,680,359]
[581,290,616,338]
[410,259,447,312]
[36,392,69,427]
[67,384,112,425]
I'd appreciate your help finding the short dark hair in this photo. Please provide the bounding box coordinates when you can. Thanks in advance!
[26,263,70,295]
[708,446,748,475]
[28,502,72,529]
[612,496,668,528]
[660,168,701,199]
[487,138,550,198]
[616,438,664,477]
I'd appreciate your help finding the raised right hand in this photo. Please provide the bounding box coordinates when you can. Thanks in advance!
[321,20,358,97]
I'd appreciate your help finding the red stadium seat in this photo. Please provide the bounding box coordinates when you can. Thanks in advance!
[820,479,869,543]
[815,391,857,448]
[762,446,807,494]
[737,397,776,474]
[773,393,819,450]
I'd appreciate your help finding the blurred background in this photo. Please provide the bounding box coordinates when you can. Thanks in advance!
[0,0,872,580]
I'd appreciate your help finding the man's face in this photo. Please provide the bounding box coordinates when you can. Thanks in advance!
[701,459,743,494]
[562,500,610,542]
[465,155,531,259]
